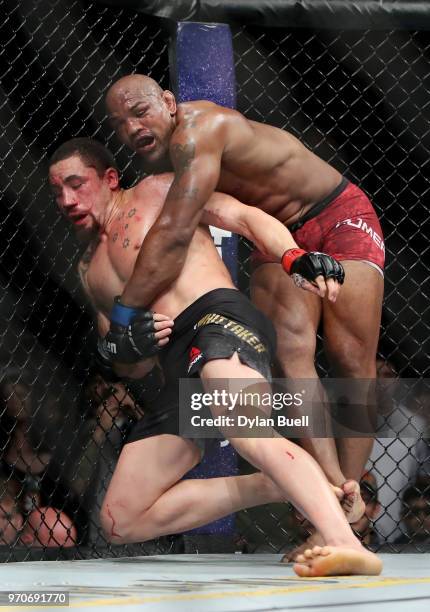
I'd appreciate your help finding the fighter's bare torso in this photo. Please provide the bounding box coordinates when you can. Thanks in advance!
[81,174,234,320]
[175,101,342,225]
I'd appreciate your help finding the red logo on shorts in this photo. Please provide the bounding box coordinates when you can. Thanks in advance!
[189,347,201,361]
[188,346,203,372]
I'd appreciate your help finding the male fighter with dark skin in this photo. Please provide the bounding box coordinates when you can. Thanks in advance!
[49,139,382,577]
[105,74,385,527]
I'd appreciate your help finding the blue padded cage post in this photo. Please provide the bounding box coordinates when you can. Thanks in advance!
[170,22,238,284]
[169,21,239,536]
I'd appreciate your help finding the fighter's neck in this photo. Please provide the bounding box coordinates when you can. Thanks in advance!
[76,188,127,247]
[100,188,127,233]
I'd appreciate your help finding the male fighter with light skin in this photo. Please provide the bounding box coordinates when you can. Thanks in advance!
[104,75,385,527]
[49,138,382,577]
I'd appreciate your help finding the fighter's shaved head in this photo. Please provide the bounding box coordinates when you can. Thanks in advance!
[106,74,164,110]
[105,73,176,165]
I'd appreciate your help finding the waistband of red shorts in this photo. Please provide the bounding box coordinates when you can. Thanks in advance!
[289,176,349,233]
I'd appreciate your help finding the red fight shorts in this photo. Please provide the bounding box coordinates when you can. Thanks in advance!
[252,181,385,275]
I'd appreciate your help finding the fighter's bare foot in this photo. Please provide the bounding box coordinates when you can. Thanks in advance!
[281,531,325,563]
[293,545,382,577]
[281,485,343,563]
[342,480,365,523]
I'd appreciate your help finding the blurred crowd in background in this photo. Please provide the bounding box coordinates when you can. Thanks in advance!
[1,356,429,555]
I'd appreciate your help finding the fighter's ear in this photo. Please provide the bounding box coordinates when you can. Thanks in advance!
[163,90,176,116]
[105,167,119,190]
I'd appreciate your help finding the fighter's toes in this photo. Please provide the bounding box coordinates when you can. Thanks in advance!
[293,562,313,577]
[292,545,383,577]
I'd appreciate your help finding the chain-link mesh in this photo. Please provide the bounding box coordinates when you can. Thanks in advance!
[0,0,429,560]
[232,25,430,554]
[234,26,430,378]
[0,0,172,562]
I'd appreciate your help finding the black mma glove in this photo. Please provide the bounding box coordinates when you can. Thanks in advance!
[92,337,120,382]
[104,297,160,363]
[282,248,345,287]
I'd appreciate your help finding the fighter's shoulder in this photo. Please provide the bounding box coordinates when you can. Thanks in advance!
[177,99,224,116]
[132,174,172,200]
[176,101,242,133]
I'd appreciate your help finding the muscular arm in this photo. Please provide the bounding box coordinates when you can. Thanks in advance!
[201,193,298,259]
[201,193,344,300]
[120,118,224,308]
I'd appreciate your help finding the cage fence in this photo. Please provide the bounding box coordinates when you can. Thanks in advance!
[0,0,429,561]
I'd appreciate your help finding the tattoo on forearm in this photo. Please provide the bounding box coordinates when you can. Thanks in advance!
[171,142,195,179]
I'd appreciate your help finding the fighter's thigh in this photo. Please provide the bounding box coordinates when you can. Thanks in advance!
[102,434,201,514]
[250,263,321,360]
[322,260,384,375]
[200,353,274,458]
[200,351,271,414]
[200,351,268,382]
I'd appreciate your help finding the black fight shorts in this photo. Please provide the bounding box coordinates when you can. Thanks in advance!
[126,288,276,445]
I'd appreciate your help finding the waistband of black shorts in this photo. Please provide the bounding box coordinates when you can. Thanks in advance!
[289,176,349,233]
[173,288,244,333]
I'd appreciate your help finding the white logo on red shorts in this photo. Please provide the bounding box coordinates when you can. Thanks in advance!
[335,218,385,252]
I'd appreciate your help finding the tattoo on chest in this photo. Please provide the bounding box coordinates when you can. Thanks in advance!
[171,142,195,179]
[112,208,139,250]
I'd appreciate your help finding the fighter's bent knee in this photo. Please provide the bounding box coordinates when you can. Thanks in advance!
[100,503,140,544]
[100,501,170,544]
